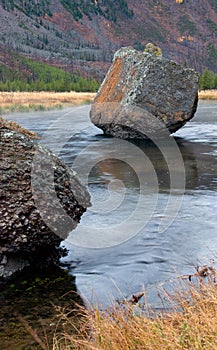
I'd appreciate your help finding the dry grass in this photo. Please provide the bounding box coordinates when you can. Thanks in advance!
[198,89,217,100]
[0,91,96,114]
[52,280,217,350]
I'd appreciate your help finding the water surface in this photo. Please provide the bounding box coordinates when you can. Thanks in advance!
[4,101,217,307]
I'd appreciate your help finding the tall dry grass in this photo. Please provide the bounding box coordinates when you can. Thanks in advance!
[0,91,96,114]
[52,279,217,350]
[198,89,217,100]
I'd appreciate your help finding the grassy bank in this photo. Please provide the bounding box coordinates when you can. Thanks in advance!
[198,89,217,100]
[52,279,217,350]
[0,91,96,114]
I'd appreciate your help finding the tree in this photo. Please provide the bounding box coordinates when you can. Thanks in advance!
[214,74,217,89]
[200,68,215,90]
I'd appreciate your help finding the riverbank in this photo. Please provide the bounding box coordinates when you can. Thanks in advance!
[53,279,217,350]
[0,91,96,114]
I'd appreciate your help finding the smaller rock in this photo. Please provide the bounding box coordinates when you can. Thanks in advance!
[0,119,91,278]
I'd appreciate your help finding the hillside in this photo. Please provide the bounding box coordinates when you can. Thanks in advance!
[0,0,217,81]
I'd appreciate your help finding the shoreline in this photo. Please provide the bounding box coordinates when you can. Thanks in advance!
[0,91,96,114]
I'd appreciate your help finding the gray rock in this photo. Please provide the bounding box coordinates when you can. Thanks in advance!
[0,124,91,278]
[90,46,199,139]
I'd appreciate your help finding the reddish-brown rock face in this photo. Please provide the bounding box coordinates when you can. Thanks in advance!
[90,47,199,139]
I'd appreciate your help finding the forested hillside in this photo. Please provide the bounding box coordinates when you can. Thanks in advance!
[0,0,216,85]
[0,53,99,92]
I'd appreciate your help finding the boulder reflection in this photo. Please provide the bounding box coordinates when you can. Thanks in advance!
[0,265,84,350]
[89,137,217,192]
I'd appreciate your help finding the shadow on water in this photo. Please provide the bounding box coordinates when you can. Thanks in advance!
[0,265,84,350]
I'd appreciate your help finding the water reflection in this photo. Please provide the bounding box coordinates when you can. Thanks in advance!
[0,266,84,350]
[176,137,217,191]
[62,133,217,192]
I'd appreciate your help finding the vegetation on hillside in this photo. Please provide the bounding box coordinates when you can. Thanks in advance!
[209,0,217,12]
[0,50,216,94]
[0,0,217,77]
[207,44,217,68]
[1,0,52,16]
[178,15,197,36]
[0,56,99,92]
[60,0,134,22]
[2,0,133,22]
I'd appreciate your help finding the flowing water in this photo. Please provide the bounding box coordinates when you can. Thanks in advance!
[3,100,217,309]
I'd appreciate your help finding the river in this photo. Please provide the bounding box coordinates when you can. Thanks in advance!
[3,100,217,309]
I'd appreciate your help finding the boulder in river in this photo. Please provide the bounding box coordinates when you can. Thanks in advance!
[90,46,199,139]
[0,118,91,278]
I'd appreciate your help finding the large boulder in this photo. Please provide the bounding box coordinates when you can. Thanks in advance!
[0,118,91,278]
[90,46,199,139]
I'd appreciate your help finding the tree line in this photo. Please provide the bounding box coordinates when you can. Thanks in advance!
[0,58,100,92]
[0,78,99,92]
[0,56,216,92]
